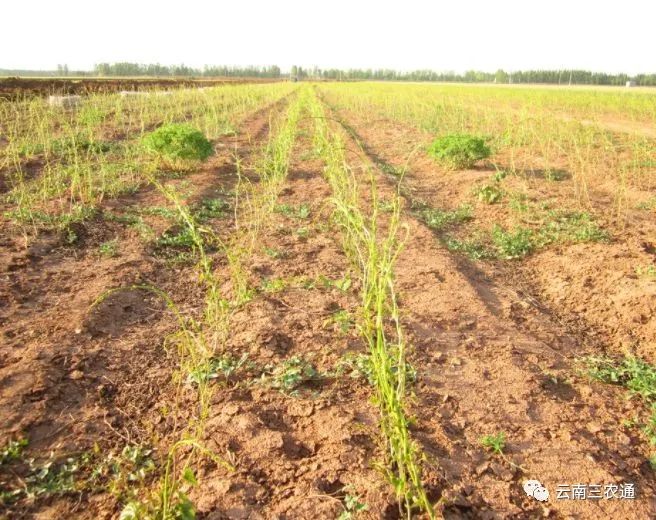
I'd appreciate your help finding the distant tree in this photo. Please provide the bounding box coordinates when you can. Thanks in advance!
[495,69,509,83]
[94,63,111,76]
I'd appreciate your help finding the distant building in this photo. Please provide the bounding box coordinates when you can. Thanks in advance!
[626,80,636,87]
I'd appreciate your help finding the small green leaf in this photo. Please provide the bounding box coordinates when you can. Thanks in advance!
[182,467,197,486]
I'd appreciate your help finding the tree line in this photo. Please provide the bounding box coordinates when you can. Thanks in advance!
[2,63,656,86]
[294,67,656,86]
[93,63,281,78]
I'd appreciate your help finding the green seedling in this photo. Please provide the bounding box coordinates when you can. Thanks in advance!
[492,225,535,259]
[416,204,472,230]
[296,226,310,239]
[264,247,288,259]
[582,356,656,465]
[0,438,28,465]
[338,492,369,519]
[324,309,353,334]
[636,265,656,280]
[475,183,503,204]
[196,198,230,220]
[445,235,493,260]
[480,432,506,455]
[269,356,319,394]
[99,239,119,257]
[261,277,288,293]
[275,203,311,219]
[187,354,248,385]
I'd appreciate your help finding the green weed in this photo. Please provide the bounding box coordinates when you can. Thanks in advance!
[195,198,230,221]
[324,309,353,334]
[187,354,248,386]
[537,211,609,244]
[480,432,506,455]
[261,277,288,293]
[142,124,213,163]
[275,202,311,219]
[268,356,319,394]
[427,134,491,169]
[338,492,369,519]
[99,239,120,257]
[338,353,375,384]
[637,197,656,211]
[415,203,472,231]
[140,206,179,220]
[264,247,288,259]
[295,227,309,239]
[582,356,656,464]
[0,438,28,465]
[492,225,535,259]
[445,235,493,260]
[636,264,656,280]
[157,228,196,250]
[475,183,503,204]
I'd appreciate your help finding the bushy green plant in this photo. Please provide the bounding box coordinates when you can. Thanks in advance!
[427,134,491,169]
[142,124,213,162]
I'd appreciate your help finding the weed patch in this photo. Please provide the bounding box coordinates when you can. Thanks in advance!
[415,203,472,231]
[267,356,320,394]
[142,123,213,163]
[427,134,490,169]
[492,225,535,259]
[582,356,656,466]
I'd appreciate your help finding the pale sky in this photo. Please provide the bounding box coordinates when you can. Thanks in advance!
[2,0,655,74]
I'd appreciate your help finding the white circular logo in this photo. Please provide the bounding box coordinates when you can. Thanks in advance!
[523,480,549,501]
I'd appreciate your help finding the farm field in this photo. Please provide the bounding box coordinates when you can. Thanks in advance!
[0,77,278,101]
[0,81,655,519]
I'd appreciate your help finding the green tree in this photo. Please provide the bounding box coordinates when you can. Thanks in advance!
[495,69,509,83]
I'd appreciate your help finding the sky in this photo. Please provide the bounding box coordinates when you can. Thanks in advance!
[2,0,655,74]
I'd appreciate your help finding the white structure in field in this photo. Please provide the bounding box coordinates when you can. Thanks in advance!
[626,80,636,87]
[48,95,82,108]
